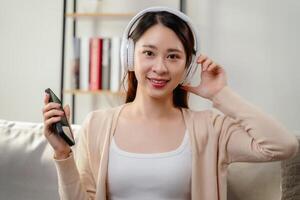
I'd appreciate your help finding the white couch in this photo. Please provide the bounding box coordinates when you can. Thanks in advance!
[0,119,299,200]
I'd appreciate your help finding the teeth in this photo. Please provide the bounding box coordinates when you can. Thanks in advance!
[151,79,167,84]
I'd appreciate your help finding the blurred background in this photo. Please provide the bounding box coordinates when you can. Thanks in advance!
[0,0,299,132]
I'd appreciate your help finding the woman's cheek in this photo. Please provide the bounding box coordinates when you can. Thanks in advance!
[138,58,155,70]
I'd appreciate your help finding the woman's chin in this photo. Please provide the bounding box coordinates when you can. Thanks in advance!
[145,86,174,100]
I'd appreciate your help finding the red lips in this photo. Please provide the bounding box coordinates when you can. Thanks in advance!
[147,77,170,89]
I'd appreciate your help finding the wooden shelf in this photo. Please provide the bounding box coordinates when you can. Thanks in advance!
[65,12,135,18]
[64,89,125,96]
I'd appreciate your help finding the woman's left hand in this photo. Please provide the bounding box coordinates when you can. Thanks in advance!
[181,54,228,100]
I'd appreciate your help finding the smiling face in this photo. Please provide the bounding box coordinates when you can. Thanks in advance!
[133,24,187,100]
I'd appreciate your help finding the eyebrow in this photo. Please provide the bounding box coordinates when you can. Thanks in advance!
[142,44,184,53]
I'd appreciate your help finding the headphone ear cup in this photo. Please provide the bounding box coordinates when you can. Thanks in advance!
[120,38,128,71]
[127,38,135,71]
[180,68,188,85]
[181,54,198,85]
[181,51,200,85]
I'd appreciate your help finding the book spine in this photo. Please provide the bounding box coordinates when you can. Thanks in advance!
[72,37,80,89]
[110,37,121,92]
[80,37,90,90]
[89,38,103,90]
[101,38,111,90]
[98,38,103,90]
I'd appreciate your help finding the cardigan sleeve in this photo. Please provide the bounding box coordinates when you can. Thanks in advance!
[54,113,96,200]
[210,86,299,164]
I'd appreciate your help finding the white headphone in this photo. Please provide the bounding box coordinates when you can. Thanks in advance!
[120,6,201,85]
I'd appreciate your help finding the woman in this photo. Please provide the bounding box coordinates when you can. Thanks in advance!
[42,7,299,200]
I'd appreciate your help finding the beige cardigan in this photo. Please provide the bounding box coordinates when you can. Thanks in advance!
[54,86,299,200]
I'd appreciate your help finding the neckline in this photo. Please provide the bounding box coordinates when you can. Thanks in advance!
[111,129,189,158]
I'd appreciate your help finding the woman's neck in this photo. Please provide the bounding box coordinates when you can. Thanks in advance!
[130,89,177,120]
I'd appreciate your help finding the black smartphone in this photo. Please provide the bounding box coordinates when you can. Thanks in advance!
[45,88,75,146]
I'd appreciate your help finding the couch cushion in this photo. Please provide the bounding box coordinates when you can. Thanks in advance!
[227,161,281,200]
[0,119,80,200]
[227,136,300,200]
[281,136,300,200]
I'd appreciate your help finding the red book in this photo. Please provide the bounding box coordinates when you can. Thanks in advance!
[89,38,103,90]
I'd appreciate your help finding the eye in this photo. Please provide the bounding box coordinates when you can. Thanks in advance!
[142,50,154,57]
[167,54,180,60]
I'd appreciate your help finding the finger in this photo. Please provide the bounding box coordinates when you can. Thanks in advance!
[44,109,64,121]
[197,54,207,63]
[200,64,205,72]
[207,62,218,72]
[203,59,213,71]
[180,85,198,94]
[63,104,71,120]
[42,102,62,114]
[210,65,224,76]
[213,66,225,75]
[44,116,61,131]
[44,93,50,105]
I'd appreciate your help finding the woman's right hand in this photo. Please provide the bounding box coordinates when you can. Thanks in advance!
[42,93,72,159]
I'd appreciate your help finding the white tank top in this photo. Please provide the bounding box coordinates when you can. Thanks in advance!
[107,130,192,200]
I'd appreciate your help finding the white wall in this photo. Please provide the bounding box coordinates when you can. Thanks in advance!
[0,0,62,123]
[0,0,299,131]
[186,0,300,131]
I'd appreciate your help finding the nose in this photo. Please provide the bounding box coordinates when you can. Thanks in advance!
[152,57,168,74]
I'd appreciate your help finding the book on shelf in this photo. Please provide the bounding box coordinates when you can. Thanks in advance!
[80,37,90,91]
[102,38,111,90]
[89,37,103,90]
[71,37,80,89]
[110,37,121,93]
[70,36,122,93]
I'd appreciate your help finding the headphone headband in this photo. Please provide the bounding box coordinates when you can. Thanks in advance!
[120,6,201,85]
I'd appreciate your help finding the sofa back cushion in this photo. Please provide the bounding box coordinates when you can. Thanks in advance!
[227,161,281,200]
[281,136,300,200]
[227,136,300,200]
[0,120,80,200]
